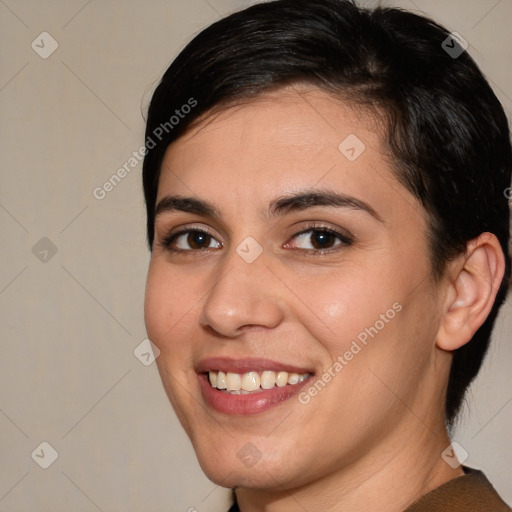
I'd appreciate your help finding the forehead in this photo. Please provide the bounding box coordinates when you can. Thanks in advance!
[173,86,380,154]
[156,86,424,231]
[160,87,383,188]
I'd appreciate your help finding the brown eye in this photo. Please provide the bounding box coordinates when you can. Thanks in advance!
[162,229,222,251]
[309,230,338,250]
[185,231,213,249]
[286,227,352,253]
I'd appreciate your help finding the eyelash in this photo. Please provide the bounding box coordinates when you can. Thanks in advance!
[158,223,353,255]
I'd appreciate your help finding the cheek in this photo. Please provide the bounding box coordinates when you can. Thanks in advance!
[143,266,167,345]
[144,260,191,350]
[144,262,198,417]
[288,267,396,356]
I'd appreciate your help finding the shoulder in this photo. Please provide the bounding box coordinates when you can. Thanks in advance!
[227,467,510,512]
[404,466,511,512]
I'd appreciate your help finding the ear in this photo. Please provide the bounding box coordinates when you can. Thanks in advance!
[436,233,506,351]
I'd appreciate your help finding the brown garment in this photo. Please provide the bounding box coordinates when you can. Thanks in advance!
[228,466,510,511]
[404,466,510,512]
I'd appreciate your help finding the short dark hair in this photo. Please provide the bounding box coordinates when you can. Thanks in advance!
[142,0,511,425]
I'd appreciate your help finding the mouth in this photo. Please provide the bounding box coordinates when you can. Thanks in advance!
[196,358,314,415]
[206,370,310,394]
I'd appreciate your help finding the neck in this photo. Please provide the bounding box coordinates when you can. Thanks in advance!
[234,419,464,512]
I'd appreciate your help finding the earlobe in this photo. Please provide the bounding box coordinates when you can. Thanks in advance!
[436,233,505,352]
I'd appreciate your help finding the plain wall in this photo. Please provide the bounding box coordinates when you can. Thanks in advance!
[0,1,510,510]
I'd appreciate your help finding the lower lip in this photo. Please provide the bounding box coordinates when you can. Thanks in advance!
[198,374,312,415]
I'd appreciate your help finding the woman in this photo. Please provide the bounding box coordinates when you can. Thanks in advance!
[142,0,511,509]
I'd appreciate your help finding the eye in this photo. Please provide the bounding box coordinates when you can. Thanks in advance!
[158,224,352,254]
[285,225,352,253]
[161,228,222,252]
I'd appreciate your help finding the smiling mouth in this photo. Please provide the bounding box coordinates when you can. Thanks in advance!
[196,357,315,414]
[206,370,311,394]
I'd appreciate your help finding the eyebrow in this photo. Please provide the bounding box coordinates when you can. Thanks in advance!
[154,189,383,223]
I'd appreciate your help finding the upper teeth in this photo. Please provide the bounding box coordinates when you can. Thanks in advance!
[209,370,310,393]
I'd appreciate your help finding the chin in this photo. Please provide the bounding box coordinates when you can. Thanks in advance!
[193,440,308,492]
[199,459,291,491]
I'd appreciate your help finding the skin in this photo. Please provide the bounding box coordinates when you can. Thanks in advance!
[144,86,505,511]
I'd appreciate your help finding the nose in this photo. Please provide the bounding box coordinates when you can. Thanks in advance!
[198,245,285,338]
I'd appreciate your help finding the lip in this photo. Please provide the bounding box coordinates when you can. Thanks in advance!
[195,357,313,375]
[198,373,312,415]
[196,357,314,415]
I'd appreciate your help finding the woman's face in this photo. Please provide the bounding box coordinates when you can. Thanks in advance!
[144,87,448,490]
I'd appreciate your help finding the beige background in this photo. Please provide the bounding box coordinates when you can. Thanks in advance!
[0,0,510,510]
